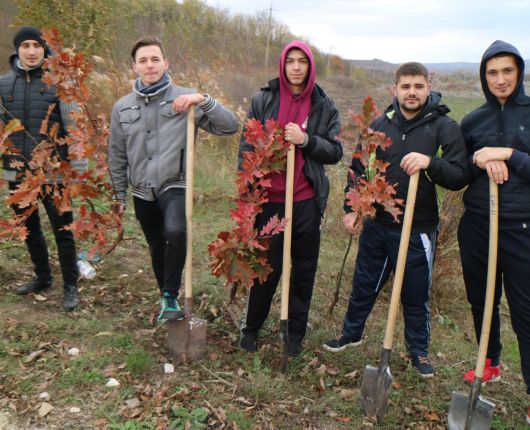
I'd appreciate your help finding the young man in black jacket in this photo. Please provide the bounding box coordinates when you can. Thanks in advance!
[458,40,530,423]
[238,40,342,357]
[0,26,80,311]
[324,62,468,377]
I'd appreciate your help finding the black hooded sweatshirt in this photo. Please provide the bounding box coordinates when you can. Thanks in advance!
[346,91,468,232]
[461,40,530,224]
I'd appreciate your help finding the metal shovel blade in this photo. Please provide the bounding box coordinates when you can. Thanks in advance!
[167,314,207,360]
[448,389,494,430]
[361,349,393,423]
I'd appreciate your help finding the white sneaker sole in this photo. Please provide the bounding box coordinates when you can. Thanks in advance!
[323,339,362,352]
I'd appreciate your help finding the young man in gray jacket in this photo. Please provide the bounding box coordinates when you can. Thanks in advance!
[109,36,239,321]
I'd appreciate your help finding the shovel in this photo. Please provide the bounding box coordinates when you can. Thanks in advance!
[448,179,498,430]
[361,171,419,422]
[167,106,207,360]
[280,143,295,372]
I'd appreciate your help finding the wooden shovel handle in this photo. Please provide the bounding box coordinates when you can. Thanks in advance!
[184,106,196,302]
[280,144,296,320]
[382,171,419,350]
[474,179,499,378]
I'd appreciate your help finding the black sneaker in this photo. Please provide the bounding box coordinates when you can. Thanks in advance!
[240,331,258,352]
[63,284,79,311]
[16,278,53,295]
[409,355,434,378]
[323,336,362,352]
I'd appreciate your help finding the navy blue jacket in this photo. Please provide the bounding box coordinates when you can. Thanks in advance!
[346,92,468,231]
[461,40,530,223]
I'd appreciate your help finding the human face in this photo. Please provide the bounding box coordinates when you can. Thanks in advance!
[485,55,518,105]
[284,49,309,94]
[393,75,431,119]
[18,40,45,69]
[132,45,168,85]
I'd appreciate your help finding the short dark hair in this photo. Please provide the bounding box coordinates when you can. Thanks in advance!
[395,62,429,84]
[131,35,165,61]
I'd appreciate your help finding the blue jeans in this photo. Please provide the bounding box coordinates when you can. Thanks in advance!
[342,219,437,356]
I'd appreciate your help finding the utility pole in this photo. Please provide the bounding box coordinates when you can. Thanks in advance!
[264,3,273,69]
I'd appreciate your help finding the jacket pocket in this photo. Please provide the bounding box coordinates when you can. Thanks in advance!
[119,107,141,125]
[160,102,179,118]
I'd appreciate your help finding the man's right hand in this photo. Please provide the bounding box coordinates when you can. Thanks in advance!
[111,201,125,216]
[484,160,509,184]
[343,212,359,235]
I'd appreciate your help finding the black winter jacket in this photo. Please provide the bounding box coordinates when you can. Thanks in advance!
[0,53,67,173]
[239,78,343,215]
[346,92,468,231]
[461,40,530,224]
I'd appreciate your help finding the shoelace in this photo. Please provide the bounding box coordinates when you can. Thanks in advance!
[416,356,430,364]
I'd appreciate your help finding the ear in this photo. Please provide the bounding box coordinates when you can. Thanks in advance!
[391,85,397,97]
[132,61,138,75]
[164,58,169,71]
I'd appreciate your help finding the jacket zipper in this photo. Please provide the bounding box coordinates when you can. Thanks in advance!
[178,149,184,181]
[23,70,30,158]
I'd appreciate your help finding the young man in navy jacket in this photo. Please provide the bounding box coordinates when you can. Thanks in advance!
[324,62,468,377]
[458,40,530,424]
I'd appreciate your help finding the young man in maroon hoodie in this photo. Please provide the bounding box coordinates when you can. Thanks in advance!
[238,40,343,357]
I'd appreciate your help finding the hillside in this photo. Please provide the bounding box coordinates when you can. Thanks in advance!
[0,1,528,429]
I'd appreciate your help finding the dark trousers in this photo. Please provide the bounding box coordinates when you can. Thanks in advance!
[459,212,530,394]
[242,198,321,346]
[342,219,437,356]
[133,188,186,297]
[9,182,78,285]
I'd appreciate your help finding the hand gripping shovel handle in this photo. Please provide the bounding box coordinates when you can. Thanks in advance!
[280,143,295,372]
[184,106,196,312]
[382,171,419,350]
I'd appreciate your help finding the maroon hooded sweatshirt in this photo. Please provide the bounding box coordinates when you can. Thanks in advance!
[267,40,316,203]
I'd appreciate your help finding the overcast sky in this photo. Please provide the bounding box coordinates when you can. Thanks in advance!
[204,0,530,63]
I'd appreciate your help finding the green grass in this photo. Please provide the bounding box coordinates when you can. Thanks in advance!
[56,355,109,389]
[124,349,154,377]
[444,95,483,122]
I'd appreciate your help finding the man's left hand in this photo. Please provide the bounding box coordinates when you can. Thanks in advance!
[473,147,514,169]
[400,152,431,175]
[284,122,306,145]
[172,93,206,113]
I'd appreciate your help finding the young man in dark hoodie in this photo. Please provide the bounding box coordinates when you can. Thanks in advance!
[458,41,530,423]
[324,62,468,377]
[238,40,342,357]
[0,26,80,311]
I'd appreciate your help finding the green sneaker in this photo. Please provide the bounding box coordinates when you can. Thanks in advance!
[157,292,184,321]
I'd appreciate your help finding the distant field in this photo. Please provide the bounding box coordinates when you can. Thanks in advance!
[443,95,483,122]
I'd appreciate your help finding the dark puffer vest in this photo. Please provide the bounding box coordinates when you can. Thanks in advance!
[0,53,66,172]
